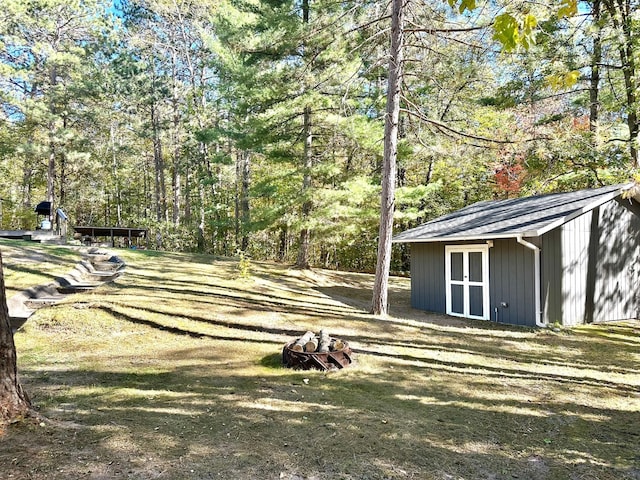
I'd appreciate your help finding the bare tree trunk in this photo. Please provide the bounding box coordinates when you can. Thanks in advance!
[184,161,191,225]
[207,142,221,252]
[240,151,251,252]
[151,103,167,225]
[589,0,601,135]
[47,130,55,217]
[426,157,434,184]
[197,178,206,251]
[171,50,181,227]
[105,192,110,226]
[197,142,209,252]
[371,0,404,316]
[59,154,66,209]
[171,2,201,234]
[57,115,69,209]
[172,153,181,226]
[295,0,313,269]
[235,151,240,248]
[46,66,57,222]
[0,251,31,424]
[279,225,288,261]
[22,160,33,210]
[604,0,639,166]
[110,122,123,226]
[143,152,151,220]
[296,106,313,268]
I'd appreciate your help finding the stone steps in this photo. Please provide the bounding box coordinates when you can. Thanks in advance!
[7,248,126,331]
[82,272,119,282]
[23,297,65,309]
[56,283,102,294]
[39,237,68,245]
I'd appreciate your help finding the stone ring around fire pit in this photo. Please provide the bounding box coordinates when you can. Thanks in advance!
[282,330,353,371]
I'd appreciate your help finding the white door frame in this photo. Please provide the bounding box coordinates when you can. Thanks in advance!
[445,245,490,320]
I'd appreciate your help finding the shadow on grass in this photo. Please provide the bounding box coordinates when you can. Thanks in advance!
[260,352,284,369]
[97,305,287,345]
[6,350,639,480]
[6,249,638,478]
[91,297,640,395]
[106,280,363,319]
[93,297,640,384]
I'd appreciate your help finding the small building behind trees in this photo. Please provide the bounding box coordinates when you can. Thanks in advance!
[393,183,640,327]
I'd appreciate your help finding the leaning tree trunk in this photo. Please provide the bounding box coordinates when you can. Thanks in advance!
[371,0,404,315]
[0,251,31,424]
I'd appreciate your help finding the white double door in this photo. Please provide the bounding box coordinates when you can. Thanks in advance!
[445,245,490,320]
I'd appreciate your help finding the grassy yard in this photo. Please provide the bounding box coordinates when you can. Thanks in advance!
[0,239,81,297]
[0,241,639,479]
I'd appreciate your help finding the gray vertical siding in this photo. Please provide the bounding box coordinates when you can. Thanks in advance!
[542,197,640,325]
[593,199,640,322]
[558,209,594,326]
[408,196,640,326]
[489,239,536,327]
[541,228,563,325]
[410,243,446,313]
[410,240,537,326]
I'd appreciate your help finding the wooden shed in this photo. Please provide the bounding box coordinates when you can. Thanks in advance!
[393,183,640,327]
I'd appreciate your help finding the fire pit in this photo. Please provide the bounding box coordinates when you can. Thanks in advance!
[282,330,353,371]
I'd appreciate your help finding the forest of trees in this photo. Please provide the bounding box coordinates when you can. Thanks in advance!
[1,0,638,274]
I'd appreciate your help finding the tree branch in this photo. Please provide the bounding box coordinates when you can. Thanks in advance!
[346,14,393,35]
[404,24,491,33]
[401,97,551,146]
[400,105,515,144]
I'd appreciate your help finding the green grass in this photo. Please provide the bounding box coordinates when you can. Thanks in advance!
[1,243,639,479]
[0,239,81,297]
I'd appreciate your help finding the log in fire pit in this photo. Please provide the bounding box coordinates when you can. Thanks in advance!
[282,330,353,371]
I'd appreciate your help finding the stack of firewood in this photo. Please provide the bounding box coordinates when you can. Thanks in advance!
[289,330,345,353]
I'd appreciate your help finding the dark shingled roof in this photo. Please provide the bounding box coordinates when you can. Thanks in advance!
[393,183,634,243]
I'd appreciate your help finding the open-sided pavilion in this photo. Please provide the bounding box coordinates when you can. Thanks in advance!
[73,226,147,248]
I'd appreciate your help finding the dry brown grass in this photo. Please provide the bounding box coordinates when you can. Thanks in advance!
[1,243,639,479]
